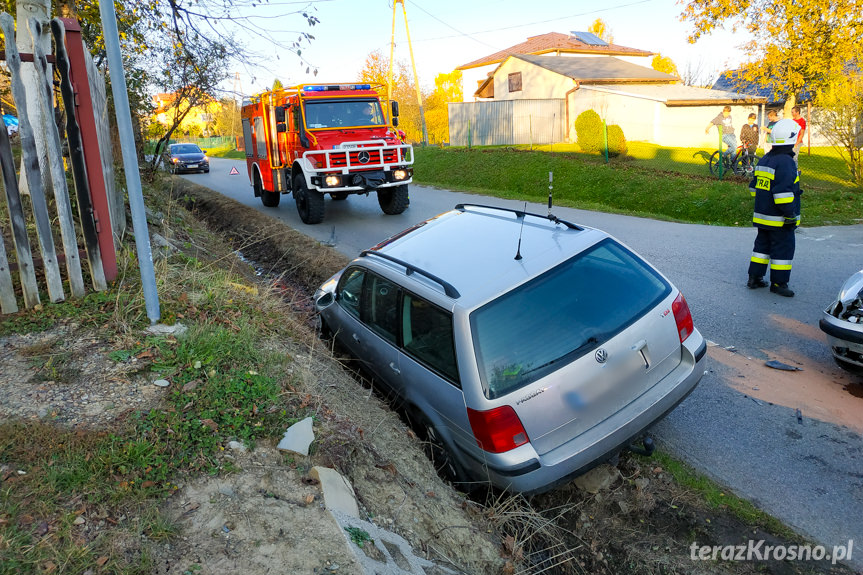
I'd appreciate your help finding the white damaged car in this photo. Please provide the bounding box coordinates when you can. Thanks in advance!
[820,270,863,375]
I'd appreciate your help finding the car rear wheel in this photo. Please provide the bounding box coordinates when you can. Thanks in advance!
[378,184,409,215]
[409,411,473,489]
[293,173,325,224]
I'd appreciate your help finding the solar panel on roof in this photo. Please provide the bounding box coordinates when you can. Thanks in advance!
[571,31,608,46]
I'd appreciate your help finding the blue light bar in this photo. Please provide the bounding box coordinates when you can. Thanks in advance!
[302,84,372,92]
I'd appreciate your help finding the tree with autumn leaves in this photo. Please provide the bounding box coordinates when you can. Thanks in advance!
[358,50,462,145]
[681,0,863,185]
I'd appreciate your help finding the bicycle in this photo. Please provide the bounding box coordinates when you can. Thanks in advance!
[709,144,760,177]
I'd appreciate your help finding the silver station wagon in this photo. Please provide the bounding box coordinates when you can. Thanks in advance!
[315,204,707,493]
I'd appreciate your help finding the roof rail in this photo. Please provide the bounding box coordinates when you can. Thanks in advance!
[360,250,461,299]
[454,203,582,230]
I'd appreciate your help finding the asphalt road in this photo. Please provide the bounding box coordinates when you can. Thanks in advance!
[185,157,863,568]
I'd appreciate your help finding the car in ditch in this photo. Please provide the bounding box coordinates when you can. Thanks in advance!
[819,269,863,375]
[314,204,707,493]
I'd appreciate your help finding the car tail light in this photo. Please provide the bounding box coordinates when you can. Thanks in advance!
[467,406,529,453]
[672,292,694,343]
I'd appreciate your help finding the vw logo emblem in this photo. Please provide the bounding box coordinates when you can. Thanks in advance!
[595,349,609,364]
[357,150,371,164]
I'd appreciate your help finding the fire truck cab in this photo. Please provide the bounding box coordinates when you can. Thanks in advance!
[240,83,414,224]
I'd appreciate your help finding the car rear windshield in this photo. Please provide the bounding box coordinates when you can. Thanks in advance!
[470,239,671,399]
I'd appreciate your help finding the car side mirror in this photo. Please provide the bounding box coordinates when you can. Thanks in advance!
[392,117,399,127]
[275,105,286,123]
[391,101,399,118]
[276,124,287,133]
[315,292,335,310]
[201,149,207,154]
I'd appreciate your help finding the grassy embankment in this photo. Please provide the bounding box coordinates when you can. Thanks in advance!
[0,166,842,574]
[412,146,860,227]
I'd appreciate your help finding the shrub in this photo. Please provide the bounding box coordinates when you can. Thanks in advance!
[606,124,627,157]
[574,109,604,153]
[574,109,628,157]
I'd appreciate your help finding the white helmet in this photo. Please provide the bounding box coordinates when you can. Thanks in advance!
[769,118,799,145]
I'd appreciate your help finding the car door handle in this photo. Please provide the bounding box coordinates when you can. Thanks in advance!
[352,333,361,344]
[389,362,400,375]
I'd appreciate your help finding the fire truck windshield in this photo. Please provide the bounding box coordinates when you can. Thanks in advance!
[304,99,384,129]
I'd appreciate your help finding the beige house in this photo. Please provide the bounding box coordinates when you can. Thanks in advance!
[452,51,767,148]
[456,31,655,102]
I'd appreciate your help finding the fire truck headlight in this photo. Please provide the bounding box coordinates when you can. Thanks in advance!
[325,175,340,187]
[393,169,407,181]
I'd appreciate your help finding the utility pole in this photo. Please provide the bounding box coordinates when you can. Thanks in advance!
[388,0,428,146]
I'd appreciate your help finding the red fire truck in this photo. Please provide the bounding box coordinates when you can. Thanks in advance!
[240,83,414,224]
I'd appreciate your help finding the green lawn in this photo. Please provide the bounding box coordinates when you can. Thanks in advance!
[412,146,861,227]
[525,141,857,192]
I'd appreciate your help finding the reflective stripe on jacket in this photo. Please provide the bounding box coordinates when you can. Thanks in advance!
[749,148,800,229]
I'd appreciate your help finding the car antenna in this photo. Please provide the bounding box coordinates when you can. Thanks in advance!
[547,171,554,216]
[514,201,527,261]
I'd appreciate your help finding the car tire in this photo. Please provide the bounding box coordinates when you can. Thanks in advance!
[258,173,280,208]
[331,192,348,201]
[293,173,325,224]
[377,184,409,215]
[203,167,210,173]
[410,411,474,490]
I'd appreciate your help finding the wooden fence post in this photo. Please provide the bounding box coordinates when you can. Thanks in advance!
[0,103,40,309]
[51,18,106,292]
[30,17,85,298]
[0,12,65,303]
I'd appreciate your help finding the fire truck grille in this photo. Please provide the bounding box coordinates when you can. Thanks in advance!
[328,148,398,168]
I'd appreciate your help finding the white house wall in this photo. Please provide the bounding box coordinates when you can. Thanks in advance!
[494,58,574,100]
[568,89,762,148]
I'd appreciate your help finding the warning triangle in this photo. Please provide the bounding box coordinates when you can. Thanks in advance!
[229,166,240,175]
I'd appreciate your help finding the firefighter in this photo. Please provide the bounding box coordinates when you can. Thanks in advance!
[746,119,802,297]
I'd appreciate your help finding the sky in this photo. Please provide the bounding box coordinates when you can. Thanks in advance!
[227,0,748,97]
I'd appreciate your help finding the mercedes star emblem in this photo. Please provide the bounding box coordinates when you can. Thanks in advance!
[357,150,370,164]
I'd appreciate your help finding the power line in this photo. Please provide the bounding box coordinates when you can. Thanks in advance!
[407,0,652,45]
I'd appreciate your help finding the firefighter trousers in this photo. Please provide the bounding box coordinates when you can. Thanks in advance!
[748,226,795,285]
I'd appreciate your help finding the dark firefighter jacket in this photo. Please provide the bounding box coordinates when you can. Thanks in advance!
[749,147,801,229]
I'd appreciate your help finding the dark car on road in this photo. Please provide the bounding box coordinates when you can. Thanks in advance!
[164,143,209,174]
[314,204,707,493]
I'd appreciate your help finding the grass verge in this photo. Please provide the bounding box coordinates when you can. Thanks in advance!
[412,147,861,227]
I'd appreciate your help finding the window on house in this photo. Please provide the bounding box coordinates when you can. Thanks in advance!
[508,72,522,93]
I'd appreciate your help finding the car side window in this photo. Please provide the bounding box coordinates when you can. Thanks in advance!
[402,293,459,384]
[337,268,365,319]
[362,274,400,344]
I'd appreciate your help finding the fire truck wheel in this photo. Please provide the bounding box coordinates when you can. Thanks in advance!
[255,172,279,207]
[378,185,410,215]
[294,174,325,224]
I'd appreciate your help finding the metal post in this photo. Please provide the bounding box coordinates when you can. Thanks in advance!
[98,0,160,324]
[603,119,609,164]
[387,1,397,126]
[717,125,724,179]
[398,0,428,146]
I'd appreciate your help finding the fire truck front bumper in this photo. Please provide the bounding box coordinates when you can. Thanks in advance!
[310,168,413,192]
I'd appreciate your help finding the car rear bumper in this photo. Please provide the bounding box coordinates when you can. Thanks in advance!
[456,333,707,494]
